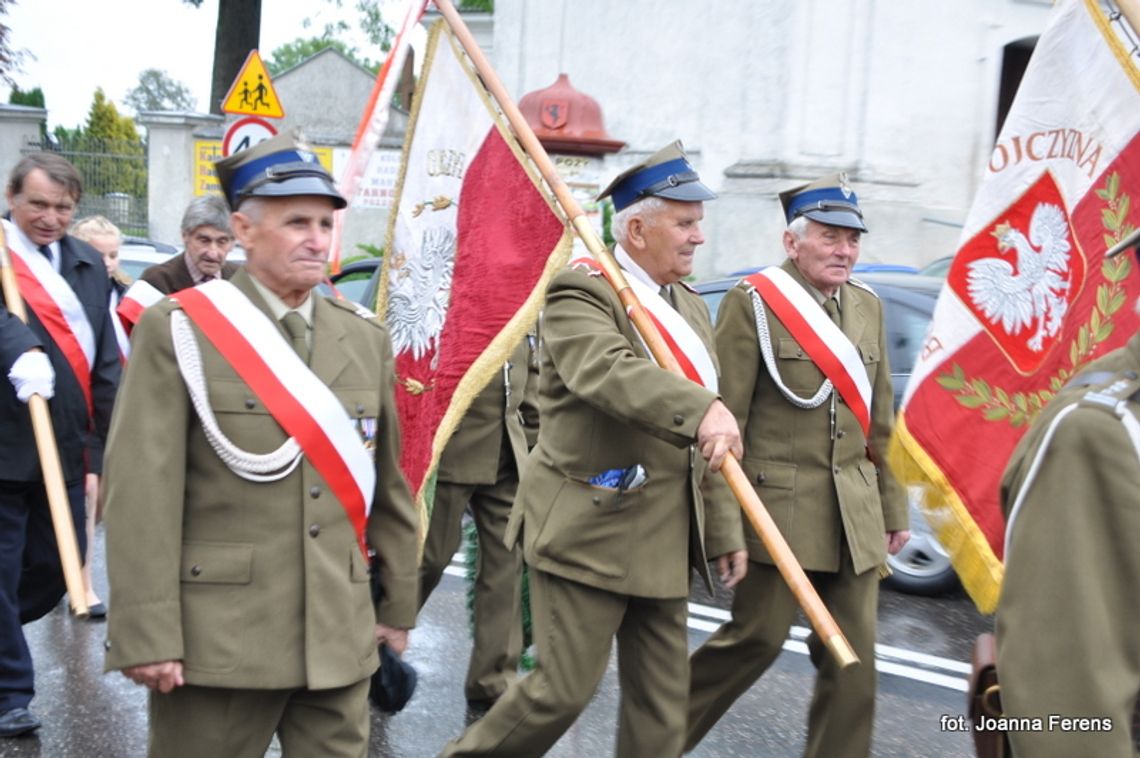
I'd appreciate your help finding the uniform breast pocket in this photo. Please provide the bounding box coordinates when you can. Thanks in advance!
[207,379,282,451]
[337,388,381,456]
[858,342,881,372]
[777,338,824,391]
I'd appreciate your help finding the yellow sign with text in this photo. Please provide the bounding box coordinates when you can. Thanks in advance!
[193,140,334,197]
[221,50,285,118]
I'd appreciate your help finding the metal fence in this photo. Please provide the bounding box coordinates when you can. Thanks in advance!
[25,135,148,237]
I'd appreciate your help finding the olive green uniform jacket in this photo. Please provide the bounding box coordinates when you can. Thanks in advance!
[436,335,536,484]
[103,270,420,691]
[714,260,908,574]
[997,332,1140,758]
[505,266,744,599]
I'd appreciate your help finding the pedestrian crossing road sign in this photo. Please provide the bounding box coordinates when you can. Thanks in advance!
[221,50,285,118]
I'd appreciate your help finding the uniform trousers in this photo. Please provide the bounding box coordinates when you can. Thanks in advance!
[0,478,86,711]
[440,568,689,757]
[147,677,370,758]
[686,540,879,758]
[419,452,523,702]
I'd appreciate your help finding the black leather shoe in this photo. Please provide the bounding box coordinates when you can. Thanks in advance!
[0,707,41,738]
[85,602,107,619]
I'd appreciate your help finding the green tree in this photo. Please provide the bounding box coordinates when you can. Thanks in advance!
[265,37,377,75]
[8,84,43,108]
[69,88,147,198]
[125,69,197,113]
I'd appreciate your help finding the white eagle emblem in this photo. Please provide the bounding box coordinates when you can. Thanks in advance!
[385,226,456,359]
[967,203,1072,352]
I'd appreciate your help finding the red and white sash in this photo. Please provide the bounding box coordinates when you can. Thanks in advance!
[174,281,376,556]
[115,279,165,343]
[745,268,872,435]
[4,220,95,414]
[571,255,717,390]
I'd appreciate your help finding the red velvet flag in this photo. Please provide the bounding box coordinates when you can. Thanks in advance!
[377,20,571,508]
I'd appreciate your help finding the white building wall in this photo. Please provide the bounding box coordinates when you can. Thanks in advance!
[491,0,1055,278]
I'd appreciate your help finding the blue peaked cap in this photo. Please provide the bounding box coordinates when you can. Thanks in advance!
[597,141,716,212]
[779,172,867,232]
[214,129,347,210]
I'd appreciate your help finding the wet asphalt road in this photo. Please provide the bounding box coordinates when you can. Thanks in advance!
[1,525,989,757]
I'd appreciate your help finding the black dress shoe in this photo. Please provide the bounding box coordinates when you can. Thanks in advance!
[85,602,107,619]
[0,707,41,738]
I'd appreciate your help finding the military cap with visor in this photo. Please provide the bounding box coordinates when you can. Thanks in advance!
[214,128,347,211]
[596,140,716,212]
[779,172,868,233]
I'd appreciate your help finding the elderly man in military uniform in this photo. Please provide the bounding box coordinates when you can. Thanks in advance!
[996,231,1140,758]
[440,142,747,757]
[103,131,420,757]
[418,331,538,714]
[685,174,910,758]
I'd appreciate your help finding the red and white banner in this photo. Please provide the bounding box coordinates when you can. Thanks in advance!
[114,278,165,341]
[745,268,872,436]
[175,281,376,556]
[889,0,1140,612]
[4,219,95,414]
[329,0,430,271]
[378,19,571,508]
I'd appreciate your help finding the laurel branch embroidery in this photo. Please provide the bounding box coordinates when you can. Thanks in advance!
[936,171,1135,427]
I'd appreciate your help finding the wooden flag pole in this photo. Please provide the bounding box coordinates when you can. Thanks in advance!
[0,229,89,619]
[433,0,858,668]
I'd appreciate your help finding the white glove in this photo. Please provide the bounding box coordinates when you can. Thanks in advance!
[8,351,55,402]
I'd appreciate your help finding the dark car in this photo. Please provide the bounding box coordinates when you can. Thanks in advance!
[694,269,958,596]
[320,257,382,307]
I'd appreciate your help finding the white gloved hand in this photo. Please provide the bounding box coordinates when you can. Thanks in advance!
[8,351,55,402]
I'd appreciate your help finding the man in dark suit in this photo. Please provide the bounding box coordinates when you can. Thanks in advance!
[140,194,239,293]
[441,142,747,757]
[0,153,120,737]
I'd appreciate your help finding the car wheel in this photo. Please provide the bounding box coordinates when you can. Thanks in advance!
[884,496,959,596]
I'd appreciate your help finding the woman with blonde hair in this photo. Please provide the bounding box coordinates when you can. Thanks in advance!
[67,214,130,619]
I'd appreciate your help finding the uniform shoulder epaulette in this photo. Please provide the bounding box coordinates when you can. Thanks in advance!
[568,256,603,276]
[327,296,384,327]
[847,277,879,298]
[1076,369,1140,411]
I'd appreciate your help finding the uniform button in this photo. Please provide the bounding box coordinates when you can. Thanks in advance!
[838,396,845,404]
[190,565,202,577]
[673,414,684,426]
[756,472,766,484]
[797,350,804,358]
[355,403,365,415]
[244,398,256,409]
[104,639,112,651]
[836,430,846,439]
[591,496,601,505]
[309,486,321,498]
[309,524,321,538]
[833,466,841,475]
